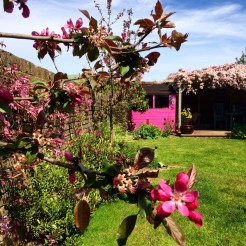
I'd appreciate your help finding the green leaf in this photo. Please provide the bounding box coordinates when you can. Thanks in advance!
[116,214,138,246]
[138,193,152,218]
[30,80,48,86]
[0,101,13,114]
[87,46,99,62]
[120,66,130,76]
[26,151,37,164]
[103,163,119,176]
[105,36,123,42]
[74,33,85,43]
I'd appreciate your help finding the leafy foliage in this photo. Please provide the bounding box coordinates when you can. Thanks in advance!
[133,124,162,139]
[230,125,246,139]
[235,48,246,64]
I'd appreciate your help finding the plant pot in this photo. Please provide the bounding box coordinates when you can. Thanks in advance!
[180,124,194,134]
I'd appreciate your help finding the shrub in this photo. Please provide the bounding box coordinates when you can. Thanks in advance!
[133,124,162,139]
[2,162,78,245]
[230,125,246,139]
[1,131,136,245]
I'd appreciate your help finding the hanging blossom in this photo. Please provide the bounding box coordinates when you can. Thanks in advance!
[4,0,30,18]
[151,172,202,227]
[31,28,61,59]
[167,64,246,93]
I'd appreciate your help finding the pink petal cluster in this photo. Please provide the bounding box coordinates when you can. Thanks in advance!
[64,18,83,30]
[61,18,86,40]
[31,28,61,59]
[151,172,202,227]
[64,151,76,184]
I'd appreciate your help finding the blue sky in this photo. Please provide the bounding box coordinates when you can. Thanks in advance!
[0,0,246,81]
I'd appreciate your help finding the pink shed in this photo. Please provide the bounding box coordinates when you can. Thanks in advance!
[131,82,176,131]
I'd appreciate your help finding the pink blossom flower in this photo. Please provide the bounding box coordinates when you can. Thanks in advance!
[121,32,127,41]
[64,151,73,161]
[64,18,83,30]
[4,2,14,13]
[151,172,199,217]
[0,90,14,104]
[69,172,76,184]
[19,0,30,18]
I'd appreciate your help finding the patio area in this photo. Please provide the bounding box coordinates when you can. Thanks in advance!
[178,130,231,137]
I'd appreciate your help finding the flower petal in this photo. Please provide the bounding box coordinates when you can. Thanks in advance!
[175,172,189,193]
[182,191,198,203]
[157,204,171,218]
[161,201,176,214]
[158,189,171,201]
[151,189,160,200]
[177,203,189,216]
[159,180,173,196]
[186,200,199,210]
[189,210,203,227]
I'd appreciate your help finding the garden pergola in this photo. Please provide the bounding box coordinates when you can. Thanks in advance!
[166,63,246,130]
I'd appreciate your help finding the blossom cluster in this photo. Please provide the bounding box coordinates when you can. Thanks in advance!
[113,172,139,194]
[151,172,202,227]
[167,64,246,93]
[0,216,12,235]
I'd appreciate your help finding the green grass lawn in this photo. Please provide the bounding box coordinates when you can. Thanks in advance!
[81,137,246,246]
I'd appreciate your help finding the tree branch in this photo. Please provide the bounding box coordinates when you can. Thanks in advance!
[36,154,112,177]
[0,32,74,43]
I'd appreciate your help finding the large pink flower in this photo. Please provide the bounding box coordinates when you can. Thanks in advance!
[151,172,199,217]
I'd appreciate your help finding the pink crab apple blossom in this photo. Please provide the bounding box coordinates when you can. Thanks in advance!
[151,172,202,226]
[31,28,61,59]
[64,18,83,31]
[0,89,14,104]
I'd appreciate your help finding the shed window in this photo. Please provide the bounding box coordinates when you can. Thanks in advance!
[146,95,153,108]
[155,95,169,108]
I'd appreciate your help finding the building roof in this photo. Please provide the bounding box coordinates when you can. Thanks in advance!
[141,82,175,95]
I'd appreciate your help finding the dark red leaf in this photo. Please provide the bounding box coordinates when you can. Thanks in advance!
[74,199,90,230]
[99,188,108,200]
[35,110,47,129]
[155,0,163,18]
[97,71,110,78]
[94,61,104,70]
[187,164,197,190]
[134,168,159,178]
[54,72,68,82]
[89,16,98,31]
[133,148,155,170]
[145,52,160,66]
[134,18,154,29]
[163,216,186,246]
[79,9,90,20]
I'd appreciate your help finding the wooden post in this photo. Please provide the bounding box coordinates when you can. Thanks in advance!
[177,87,182,131]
